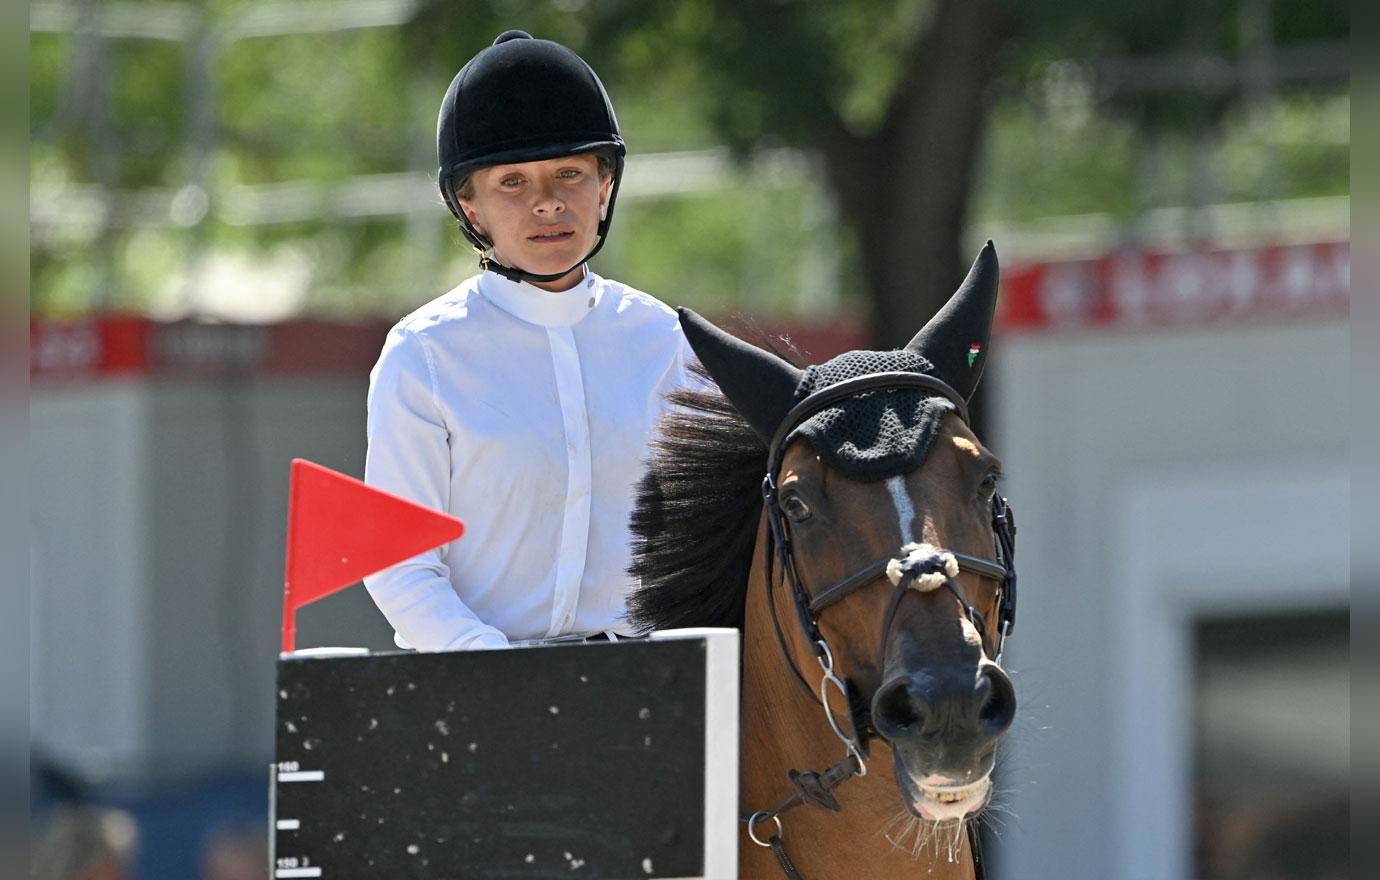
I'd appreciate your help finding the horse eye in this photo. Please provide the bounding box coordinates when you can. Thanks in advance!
[979,473,1001,501]
[782,494,812,523]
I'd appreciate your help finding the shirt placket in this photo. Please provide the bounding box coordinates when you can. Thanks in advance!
[545,325,591,637]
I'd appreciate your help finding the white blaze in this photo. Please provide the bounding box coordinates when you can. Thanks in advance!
[886,476,916,545]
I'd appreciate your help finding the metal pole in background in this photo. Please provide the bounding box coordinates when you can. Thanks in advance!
[176,8,216,313]
[82,0,120,310]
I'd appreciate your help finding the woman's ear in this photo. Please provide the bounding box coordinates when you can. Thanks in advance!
[598,174,613,221]
[458,197,487,237]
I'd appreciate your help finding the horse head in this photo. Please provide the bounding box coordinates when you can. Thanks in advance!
[677,243,1017,837]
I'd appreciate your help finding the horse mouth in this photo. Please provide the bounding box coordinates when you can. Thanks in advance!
[896,768,992,824]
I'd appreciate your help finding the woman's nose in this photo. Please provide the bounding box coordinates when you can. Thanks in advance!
[532,183,564,214]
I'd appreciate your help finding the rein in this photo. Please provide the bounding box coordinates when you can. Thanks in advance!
[743,371,1018,880]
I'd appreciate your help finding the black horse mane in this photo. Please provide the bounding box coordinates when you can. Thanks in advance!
[625,363,770,632]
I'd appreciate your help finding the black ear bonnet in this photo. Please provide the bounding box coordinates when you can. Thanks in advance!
[788,350,953,482]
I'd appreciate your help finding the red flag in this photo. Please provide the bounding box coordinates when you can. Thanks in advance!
[282,459,464,653]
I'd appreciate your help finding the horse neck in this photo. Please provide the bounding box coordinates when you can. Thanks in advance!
[739,520,977,880]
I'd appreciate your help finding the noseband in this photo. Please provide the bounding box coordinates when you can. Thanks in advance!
[746,371,1018,880]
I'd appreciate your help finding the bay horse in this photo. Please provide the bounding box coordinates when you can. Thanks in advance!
[628,244,1018,879]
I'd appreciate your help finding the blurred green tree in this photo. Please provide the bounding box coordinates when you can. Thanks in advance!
[552,0,1346,343]
[29,0,1347,331]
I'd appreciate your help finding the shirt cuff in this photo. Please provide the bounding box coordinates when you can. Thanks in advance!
[444,628,511,652]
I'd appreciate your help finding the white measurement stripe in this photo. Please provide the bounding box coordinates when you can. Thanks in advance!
[275,869,322,879]
[275,819,300,830]
[277,770,324,782]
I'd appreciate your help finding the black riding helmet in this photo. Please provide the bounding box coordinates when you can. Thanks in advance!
[436,30,627,285]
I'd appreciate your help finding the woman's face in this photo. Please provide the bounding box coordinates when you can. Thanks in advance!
[457,154,612,292]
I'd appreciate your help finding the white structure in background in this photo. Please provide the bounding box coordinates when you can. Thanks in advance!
[30,238,1349,877]
[988,238,1348,880]
[29,353,387,782]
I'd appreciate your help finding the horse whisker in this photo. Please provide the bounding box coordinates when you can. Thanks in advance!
[876,809,910,839]
[978,809,1007,830]
[887,815,920,854]
[950,819,966,863]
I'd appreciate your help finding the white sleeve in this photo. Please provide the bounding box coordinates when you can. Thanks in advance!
[362,327,510,652]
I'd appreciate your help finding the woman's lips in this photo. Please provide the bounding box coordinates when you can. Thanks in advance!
[528,229,575,243]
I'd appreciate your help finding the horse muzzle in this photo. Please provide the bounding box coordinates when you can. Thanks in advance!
[870,660,1016,821]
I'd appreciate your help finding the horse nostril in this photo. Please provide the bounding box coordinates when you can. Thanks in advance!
[978,665,1016,735]
[872,677,926,738]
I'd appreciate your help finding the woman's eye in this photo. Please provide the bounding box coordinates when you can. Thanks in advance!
[782,494,812,523]
[558,168,581,179]
[500,176,522,187]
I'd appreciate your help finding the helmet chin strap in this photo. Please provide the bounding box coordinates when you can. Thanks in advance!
[478,250,584,285]
[476,232,613,286]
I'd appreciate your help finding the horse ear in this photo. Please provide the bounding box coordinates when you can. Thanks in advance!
[905,241,1000,401]
[678,308,804,443]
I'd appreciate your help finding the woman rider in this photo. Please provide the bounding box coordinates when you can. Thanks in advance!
[363,31,700,651]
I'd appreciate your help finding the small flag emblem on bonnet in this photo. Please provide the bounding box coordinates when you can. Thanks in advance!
[967,343,981,367]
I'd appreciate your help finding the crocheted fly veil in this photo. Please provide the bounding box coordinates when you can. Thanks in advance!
[677,243,1001,459]
[788,349,952,482]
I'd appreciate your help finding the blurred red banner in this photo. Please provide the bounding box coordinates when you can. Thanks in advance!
[30,237,1351,381]
[1000,239,1349,332]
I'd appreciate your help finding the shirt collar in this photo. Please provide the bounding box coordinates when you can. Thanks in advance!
[477,266,604,328]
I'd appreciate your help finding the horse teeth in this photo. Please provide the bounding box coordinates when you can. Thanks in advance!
[920,778,987,804]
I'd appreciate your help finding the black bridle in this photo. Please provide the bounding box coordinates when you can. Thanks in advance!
[744,371,1018,880]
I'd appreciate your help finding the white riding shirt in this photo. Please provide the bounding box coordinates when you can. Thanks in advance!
[362,269,698,651]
